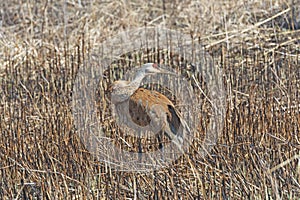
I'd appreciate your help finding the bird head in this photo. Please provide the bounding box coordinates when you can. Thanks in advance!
[140,63,161,75]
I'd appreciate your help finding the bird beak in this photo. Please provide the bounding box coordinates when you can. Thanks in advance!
[158,66,178,76]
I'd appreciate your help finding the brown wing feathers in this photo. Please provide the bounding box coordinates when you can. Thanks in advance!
[129,88,181,135]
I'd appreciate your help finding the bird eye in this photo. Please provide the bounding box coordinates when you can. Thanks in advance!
[152,63,158,68]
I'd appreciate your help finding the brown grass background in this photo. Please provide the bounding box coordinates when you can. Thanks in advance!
[0,0,300,199]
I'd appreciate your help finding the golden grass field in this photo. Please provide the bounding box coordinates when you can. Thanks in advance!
[0,0,300,199]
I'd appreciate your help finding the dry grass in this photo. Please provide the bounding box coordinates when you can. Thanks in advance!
[1,0,300,199]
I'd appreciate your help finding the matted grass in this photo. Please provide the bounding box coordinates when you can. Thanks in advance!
[0,0,300,199]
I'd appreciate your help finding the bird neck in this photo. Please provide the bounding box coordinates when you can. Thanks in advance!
[128,70,145,90]
[111,71,146,104]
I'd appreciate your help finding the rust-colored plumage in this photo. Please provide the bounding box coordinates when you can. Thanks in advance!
[129,88,181,133]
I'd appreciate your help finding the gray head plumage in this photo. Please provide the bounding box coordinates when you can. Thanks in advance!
[138,63,161,75]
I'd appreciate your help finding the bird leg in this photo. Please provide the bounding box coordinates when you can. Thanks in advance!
[138,137,143,161]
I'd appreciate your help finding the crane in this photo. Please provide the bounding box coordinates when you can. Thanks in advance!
[110,63,190,154]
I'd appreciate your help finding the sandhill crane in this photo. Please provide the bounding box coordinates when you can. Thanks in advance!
[110,63,190,154]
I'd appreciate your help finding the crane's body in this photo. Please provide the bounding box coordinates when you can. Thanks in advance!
[110,63,188,153]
